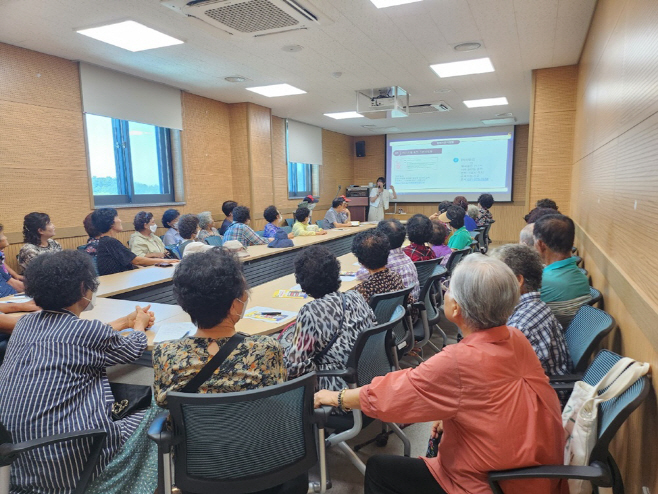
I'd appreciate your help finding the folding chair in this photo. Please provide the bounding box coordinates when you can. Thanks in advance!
[0,422,106,494]
[149,373,328,494]
[491,350,650,494]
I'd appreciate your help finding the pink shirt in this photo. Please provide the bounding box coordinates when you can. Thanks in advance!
[359,325,565,494]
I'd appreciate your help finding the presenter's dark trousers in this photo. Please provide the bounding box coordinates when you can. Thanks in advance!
[364,455,448,494]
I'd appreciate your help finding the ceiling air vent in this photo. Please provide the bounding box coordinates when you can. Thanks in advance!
[408,102,452,115]
[162,0,324,37]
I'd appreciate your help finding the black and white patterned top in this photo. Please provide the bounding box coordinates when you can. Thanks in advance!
[354,268,405,303]
[17,238,62,270]
[0,310,148,493]
[284,291,377,391]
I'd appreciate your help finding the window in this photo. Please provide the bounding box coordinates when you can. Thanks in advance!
[85,114,175,206]
[287,162,314,199]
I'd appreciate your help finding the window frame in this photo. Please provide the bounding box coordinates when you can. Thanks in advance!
[287,161,314,199]
[85,114,176,207]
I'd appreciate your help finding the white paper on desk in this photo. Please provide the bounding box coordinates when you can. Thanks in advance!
[152,322,196,343]
[244,306,296,324]
[290,284,302,291]
[353,262,361,267]
[340,275,357,282]
[0,295,32,304]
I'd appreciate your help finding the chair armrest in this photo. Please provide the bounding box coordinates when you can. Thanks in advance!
[411,301,426,311]
[147,411,173,450]
[0,429,106,465]
[489,462,611,489]
[313,406,333,429]
[316,368,357,384]
[549,374,582,383]
[551,382,576,392]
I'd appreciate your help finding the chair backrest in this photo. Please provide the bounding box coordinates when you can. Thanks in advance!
[346,308,404,387]
[419,269,447,324]
[444,247,470,276]
[204,235,223,247]
[281,225,293,234]
[572,255,582,266]
[166,373,319,494]
[254,230,265,238]
[581,350,651,463]
[413,258,440,290]
[564,305,616,372]
[164,245,181,260]
[587,286,602,306]
[369,286,412,348]
[178,240,193,257]
[286,218,295,227]
[469,239,479,253]
[316,219,331,230]
[76,245,87,252]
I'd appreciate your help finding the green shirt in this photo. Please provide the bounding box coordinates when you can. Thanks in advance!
[447,227,472,250]
[540,257,590,303]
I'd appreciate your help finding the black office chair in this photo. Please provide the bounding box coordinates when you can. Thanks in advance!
[178,240,194,257]
[587,286,603,308]
[286,218,295,227]
[164,245,181,260]
[444,247,470,278]
[479,223,493,253]
[490,350,650,494]
[204,236,223,247]
[369,286,413,368]
[321,308,410,475]
[149,373,328,494]
[411,267,448,361]
[413,258,440,293]
[316,219,331,230]
[573,255,583,266]
[0,422,106,494]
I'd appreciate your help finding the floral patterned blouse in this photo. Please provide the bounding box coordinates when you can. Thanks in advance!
[18,238,62,270]
[152,334,287,407]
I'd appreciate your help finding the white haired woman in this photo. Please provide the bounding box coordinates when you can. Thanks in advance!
[196,211,220,242]
[314,254,565,494]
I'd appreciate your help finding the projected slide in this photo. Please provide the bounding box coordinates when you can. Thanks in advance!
[386,126,515,203]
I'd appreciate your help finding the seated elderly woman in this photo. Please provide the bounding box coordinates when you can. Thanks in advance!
[284,245,376,391]
[93,208,176,276]
[196,211,220,242]
[162,208,183,246]
[0,250,158,493]
[352,230,405,302]
[18,211,63,269]
[402,214,436,262]
[153,248,286,406]
[129,211,167,258]
[315,254,565,494]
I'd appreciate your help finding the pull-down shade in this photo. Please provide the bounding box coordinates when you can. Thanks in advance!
[79,62,183,130]
[287,119,323,165]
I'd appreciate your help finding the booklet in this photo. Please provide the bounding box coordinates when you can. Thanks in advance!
[152,322,195,343]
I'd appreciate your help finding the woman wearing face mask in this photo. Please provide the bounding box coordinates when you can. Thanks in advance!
[129,211,167,258]
[162,208,183,246]
[368,177,397,223]
[0,250,160,493]
[153,248,287,408]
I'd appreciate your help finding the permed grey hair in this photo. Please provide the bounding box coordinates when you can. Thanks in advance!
[467,204,479,220]
[491,244,544,293]
[197,211,214,230]
[519,223,534,247]
[449,254,520,330]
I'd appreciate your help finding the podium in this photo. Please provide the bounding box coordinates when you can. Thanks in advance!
[346,186,370,222]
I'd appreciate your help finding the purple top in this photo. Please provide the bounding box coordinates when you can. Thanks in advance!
[431,244,452,260]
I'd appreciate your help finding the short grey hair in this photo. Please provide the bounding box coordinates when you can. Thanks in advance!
[450,254,520,330]
[198,211,214,229]
[519,223,534,247]
[491,244,543,293]
[467,204,479,220]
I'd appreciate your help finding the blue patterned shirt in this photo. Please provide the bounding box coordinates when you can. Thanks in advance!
[263,222,280,238]
[507,292,572,377]
[223,222,269,247]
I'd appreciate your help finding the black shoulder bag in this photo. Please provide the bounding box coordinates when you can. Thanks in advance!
[181,332,247,393]
[313,293,346,364]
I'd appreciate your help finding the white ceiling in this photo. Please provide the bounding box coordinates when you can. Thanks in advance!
[0,0,597,136]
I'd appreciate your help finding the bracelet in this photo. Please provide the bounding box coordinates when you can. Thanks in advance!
[337,389,351,412]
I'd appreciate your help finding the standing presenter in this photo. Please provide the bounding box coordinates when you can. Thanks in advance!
[368,177,397,222]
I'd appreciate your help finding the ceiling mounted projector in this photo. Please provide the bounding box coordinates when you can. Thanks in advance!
[356,86,409,119]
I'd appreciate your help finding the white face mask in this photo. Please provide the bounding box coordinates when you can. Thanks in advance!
[172,222,179,230]
[149,224,158,233]
[233,296,249,320]
[82,291,97,312]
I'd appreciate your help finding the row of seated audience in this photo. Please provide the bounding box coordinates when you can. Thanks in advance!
[0,193,587,494]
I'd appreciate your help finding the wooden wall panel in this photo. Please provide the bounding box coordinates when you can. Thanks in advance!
[247,104,274,217]
[229,103,251,209]
[321,129,354,208]
[352,135,386,186]
[570,0,658,491]
[528,65,578,214]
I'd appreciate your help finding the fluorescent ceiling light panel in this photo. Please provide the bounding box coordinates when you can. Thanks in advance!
[77,21,184,52]
[246,84,306,97]
[481,117,516,125]
[324,111,364,120]
[463,97,509,108]
[370,0,422,7]
[430,57,494,78]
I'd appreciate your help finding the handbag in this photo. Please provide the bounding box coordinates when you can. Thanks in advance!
[182,332,247,393]
[110,382,152,421]
[562,357,649,494]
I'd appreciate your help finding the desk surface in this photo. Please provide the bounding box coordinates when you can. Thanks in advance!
[96,223,375,298]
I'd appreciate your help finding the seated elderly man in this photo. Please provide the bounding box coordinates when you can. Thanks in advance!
[356,219,420,301]
[352,230,405,302]
[533,214,590,327]
[492,244,572,378]
[315,254,565,494]
[519,223,534,247]
[324,198,352,228]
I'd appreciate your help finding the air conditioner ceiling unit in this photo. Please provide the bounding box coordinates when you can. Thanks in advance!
[162,0,325,37]
[408,101,452,114]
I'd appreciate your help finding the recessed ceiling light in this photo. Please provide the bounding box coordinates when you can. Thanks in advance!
[454,42,482,52]
[246,83,306,97]
[496,112,513,117]
[463,97,509,108]
[370,0,422,8]
[282,44,303,52]
[324,111,364,120]
[481,117,516,125]
[77,21,184,52]
[225,76,248,83]
[430,57,494,78]
[434,88,452,94]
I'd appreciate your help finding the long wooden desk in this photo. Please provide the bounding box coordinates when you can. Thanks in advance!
[97,223,375,305]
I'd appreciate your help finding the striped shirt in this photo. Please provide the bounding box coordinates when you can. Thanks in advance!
[0,311,148,493]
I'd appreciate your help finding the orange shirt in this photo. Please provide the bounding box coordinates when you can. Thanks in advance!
[359,325,565,494]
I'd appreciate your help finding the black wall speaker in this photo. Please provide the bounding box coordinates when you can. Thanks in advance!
[355,140,366,157]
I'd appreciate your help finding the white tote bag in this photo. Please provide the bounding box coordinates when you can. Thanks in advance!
[562,357,649,494]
